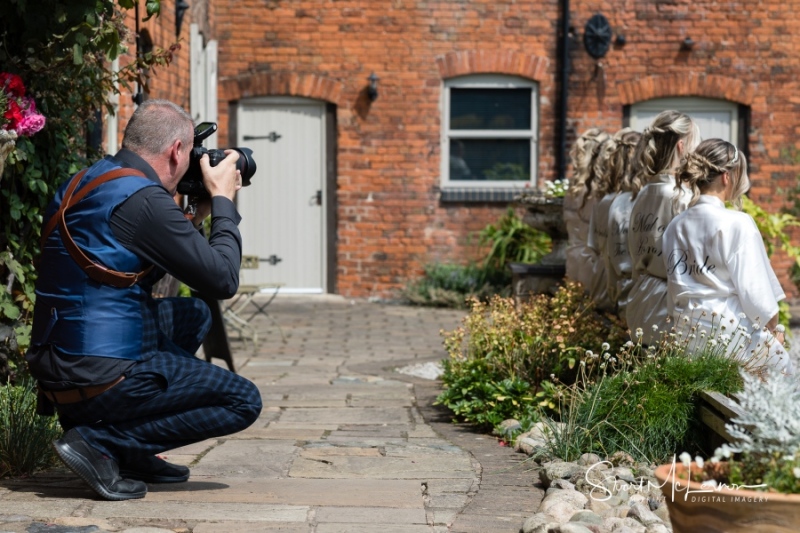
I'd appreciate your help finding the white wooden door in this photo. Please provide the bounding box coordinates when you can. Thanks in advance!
[236,98,326,293]
[630,97,739,143]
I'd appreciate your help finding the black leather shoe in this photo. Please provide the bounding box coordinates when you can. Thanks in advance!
[53,429,147,501]
[120,455,190,483]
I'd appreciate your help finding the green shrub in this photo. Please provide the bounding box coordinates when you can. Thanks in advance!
[436,283,628,434]
[542,344,743,465]
[402,263,509,309]
[436,357,538,430]
[479,207,551,271]
[0,379,62,477]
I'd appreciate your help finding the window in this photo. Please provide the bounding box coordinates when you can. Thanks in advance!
[629,97,740,144]
[441,75,539,192]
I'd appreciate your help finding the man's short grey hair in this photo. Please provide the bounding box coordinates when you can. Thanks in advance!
[122,99,194,156]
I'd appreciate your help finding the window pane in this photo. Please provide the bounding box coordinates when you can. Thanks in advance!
[450,88,531,130]
[450,139,530,181]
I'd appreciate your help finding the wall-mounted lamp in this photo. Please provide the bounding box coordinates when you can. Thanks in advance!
[367,72,379,102]
[615,34,626,46]
[176,0,190,37]
[681,37,695,51]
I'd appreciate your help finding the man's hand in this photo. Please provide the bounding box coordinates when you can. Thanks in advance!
[200,150,242,201]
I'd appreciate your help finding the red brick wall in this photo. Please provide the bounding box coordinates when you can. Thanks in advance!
[113,3,193,142]
[212,0,799,300]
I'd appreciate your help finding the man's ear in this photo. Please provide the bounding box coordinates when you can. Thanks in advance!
[169,139,183,164]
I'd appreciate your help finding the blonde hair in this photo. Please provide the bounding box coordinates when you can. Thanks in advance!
[606,128,641,194]
[677,138,749,208]
[569,128,609,189]
[581,137,616,209]
[630,110,701,199]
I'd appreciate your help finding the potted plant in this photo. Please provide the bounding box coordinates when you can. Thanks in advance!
[654,363,800,533]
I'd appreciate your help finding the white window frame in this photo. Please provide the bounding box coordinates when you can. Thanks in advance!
[630,97,739,144]
[441,74,539,189]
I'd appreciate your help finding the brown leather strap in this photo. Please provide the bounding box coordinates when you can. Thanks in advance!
[39,375,125,405]
[40,168,154,287]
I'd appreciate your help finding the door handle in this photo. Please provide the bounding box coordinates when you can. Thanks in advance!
[309,190,322,206]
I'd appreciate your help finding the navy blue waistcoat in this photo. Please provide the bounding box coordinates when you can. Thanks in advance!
[31,158,159,360]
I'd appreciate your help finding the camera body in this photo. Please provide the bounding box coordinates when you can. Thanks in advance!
[177,122,257,197]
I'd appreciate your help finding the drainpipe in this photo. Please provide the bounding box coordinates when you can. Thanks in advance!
[556,0,570,182]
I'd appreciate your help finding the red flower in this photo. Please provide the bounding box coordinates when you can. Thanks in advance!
[4,99,24,129]
[0,73,25,98]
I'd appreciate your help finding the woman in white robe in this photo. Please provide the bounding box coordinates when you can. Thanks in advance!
[585,137,617,310]
[663,139,791,373]
[603,129,641,316]
[564,129,609,290]
[625,110,700,345]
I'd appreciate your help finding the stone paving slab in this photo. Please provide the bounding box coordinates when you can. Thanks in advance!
[88,502,309,522]
[147,478,424,507]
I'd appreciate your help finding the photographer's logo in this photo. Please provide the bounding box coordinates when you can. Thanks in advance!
[584,459,769,503]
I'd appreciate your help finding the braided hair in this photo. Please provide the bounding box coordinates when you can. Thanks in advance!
[606,128,642,194]
[676,138,749,208]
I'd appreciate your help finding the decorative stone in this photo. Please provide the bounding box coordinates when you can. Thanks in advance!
[569,511,604,525]
[578,453,602,466]
[652,503,670,524]
[645,524,671,533]
[555,523,594,533]
[521,513,551,533]
[540,462,586,488]
[609,451,635,466]
[539,490,589,515]
[496,418,522,437]
[627,502,663,527]
[550,479,576,491]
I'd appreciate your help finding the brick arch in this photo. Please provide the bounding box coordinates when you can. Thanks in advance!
[617,73,756,106]
[220,72,346,106]
[436,50,549,81]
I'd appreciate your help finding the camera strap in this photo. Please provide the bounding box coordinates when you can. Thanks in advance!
[40,167,155,288]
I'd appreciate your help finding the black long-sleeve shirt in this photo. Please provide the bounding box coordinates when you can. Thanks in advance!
[27,149,242,389]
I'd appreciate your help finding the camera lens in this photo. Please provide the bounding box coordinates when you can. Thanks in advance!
[234,148,257,186]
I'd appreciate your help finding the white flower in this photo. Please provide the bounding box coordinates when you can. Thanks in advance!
[635,328,643,338]
[709,339,717,347]
[679,452,692,468]
[695,456,704,469]
[603,353,610,360]
[585,350,594,357]
[714,444,733,460]
[610,357,617,363]
[776,324,786,333]
[720,334,731,343]
[625,341,634,348]
[652,324,659,331]
[793,467,800,479]
[753,323,761,331]
[682,316,690,323]
[738,312,747,319]
[601,342,610,351]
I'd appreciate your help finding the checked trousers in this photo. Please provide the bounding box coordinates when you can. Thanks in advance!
[56,296,262,466]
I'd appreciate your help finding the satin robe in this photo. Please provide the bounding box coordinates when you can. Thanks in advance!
[564,186,597,291]
[586,193,617,311]
[625,174,691,344]
[662,195,792,373]
[606,192,635,316]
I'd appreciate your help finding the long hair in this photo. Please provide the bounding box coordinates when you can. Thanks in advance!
[569,128,609,190]
[630,110,700,199]
[606,128,642,194]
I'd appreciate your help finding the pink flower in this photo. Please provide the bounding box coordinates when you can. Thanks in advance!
[16,113,45,136]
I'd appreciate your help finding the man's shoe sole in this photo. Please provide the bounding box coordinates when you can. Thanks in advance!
[53,440,147,501]
[119,470,190,484]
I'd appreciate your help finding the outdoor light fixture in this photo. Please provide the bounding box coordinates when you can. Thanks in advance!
[681,37,695,51]
[176,0,190,37]
[367,72,379,102]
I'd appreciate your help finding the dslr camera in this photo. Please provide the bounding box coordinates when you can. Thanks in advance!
[177,122,257,197]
